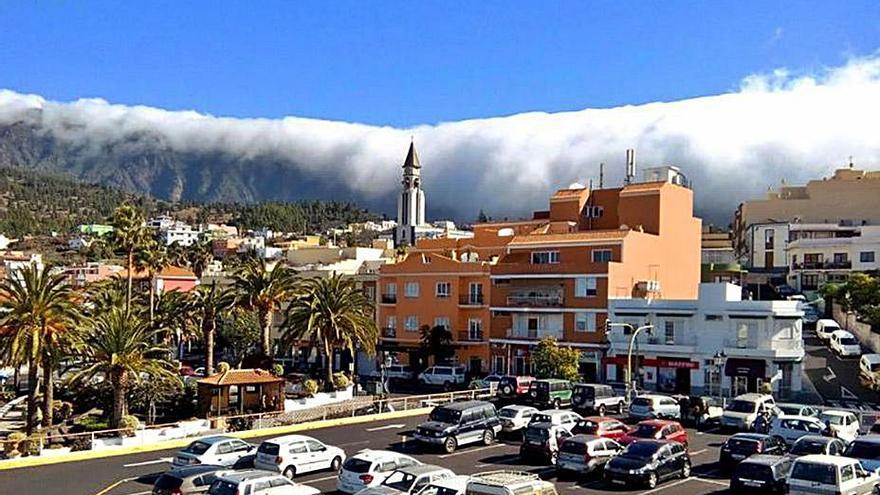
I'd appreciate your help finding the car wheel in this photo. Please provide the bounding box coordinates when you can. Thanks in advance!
[502,385,513,395]
[444,436,457,454]
[443,381,452,391]
[330,456,342,471]
[598,404,606,416]
[482,429,495,446]
[681,459,691,479]
[553,398,561,409]
[646,472,657,489]
[283,466,296,479]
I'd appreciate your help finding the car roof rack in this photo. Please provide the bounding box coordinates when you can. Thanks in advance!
[470,471,540,486]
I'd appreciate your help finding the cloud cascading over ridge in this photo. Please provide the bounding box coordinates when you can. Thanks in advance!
[2,54,880,224]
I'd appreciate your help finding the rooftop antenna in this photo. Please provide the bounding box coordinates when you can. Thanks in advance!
[625,149,636,185]
[599,162,605,188]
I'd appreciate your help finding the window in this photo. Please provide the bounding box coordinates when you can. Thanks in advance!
[841,465,854,483]
[861,251,876,263]
[468,319,483,339]
[404,282,419,298]
[764,229,775,249]
[386,316,396,329]
[575,277,598,297]
[435,282,450,298]
[575,312,596,333]
[592,249,613,263]
[493,356,505,374]
[434,317,450,329]
[386,283,397,295]
[736,322,756,348]
[833,252,848,264]
[306,440,326,452]
[531,251,560,264]
[404,316,419,332]
[289,442,308,454]
[664,321,675,344]
[364,286,375,301]
[802,274,819,290]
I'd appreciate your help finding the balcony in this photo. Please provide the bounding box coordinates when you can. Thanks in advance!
[792,260,851,270]
[505,294,565,308]
[382,327,397,338]
[459,294,485,306]
[381,294,397,304]
[458,330,484,342]
[505,328,563,340]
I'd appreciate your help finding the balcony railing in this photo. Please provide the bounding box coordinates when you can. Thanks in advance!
[792,261,851,270]
[458,330,484,342]
[381,294,397,304]
[382,327,397,338]
[505,328,563,340]
[459,294,485,305]
[505,294,564,307]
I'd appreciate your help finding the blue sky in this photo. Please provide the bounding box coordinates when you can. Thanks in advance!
[1,1,879,126]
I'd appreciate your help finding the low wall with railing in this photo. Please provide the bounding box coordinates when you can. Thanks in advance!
[834,304,878,353]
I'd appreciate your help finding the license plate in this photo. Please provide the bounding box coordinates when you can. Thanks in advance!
[744,481,763,487]
[529,440,541,445]
[611,479,626,485]
[732,454,745,460]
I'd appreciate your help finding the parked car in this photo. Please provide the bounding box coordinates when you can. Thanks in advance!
[414,401,501,453]
[466,471,558,495]
[254,435,345,478]
[413,475,472,495]
[830,330,862,357]
[153,465,224,495]
[789,436,847,457]
[498,405,538,433]
[356,465,455,495]
[768,415,830,446]
[721,393,778,431]
[719,433,787,470]
[496,376,535,399]
[556,434,623,476]
[860,354,880,389]
[680,396,724,428]
[468,374,503,390]
[619,420,688,448]
[730,455,793,495]
[528,410,582,430]
[571,416,629,441]
[520,422,572,463]
[207,470,319,495]
[527,379,572,409]
[629,394,681,420]
[173,436,254,467]
[418,366,467,388]
[776,403,820,418]
[336,450,421,495]
[370,365,416,382]
[787,455,878,495]
[816,319,843,342]
[819,410,860,442]
[603,440,691,489]
[843,437,880,473]
[570,384,626,415]
[802,306,821,325]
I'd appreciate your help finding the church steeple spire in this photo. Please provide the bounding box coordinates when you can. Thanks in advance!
[403,139,421,169]
[396,140,426,247]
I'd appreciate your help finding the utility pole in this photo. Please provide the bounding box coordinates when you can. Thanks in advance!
[606,322,654,400]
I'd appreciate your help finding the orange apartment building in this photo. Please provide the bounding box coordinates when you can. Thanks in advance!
[377,166,702,379]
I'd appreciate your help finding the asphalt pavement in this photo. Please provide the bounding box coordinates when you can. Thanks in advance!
[0,412,733,495]
[802,325,880,406]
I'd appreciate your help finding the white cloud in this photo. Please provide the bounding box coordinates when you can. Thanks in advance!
[2,53,880,224]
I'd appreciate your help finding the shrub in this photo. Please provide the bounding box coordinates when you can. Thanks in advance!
[272,364,284,376]
[303,379,319,397]
[52,401,74,424]
[119,415,140,437]
[4,432,26,457]
[21,433,44,456]
[68,435,93,452]
[75,415,109,432]
[217,362,231,374]
[331,372,351,390]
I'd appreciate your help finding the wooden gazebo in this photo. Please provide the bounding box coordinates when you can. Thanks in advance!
[197,368,285,416]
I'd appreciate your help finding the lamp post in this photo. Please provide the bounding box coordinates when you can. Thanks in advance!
[379,353,393,396]
[713,351,727,405]
[606,322,654,400]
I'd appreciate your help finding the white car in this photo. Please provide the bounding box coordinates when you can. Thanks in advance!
[336,450,422,494]
[860,354,880,388]
[255,435,346,479]
[418,366,467,388]
[173,435,254,467]
[816,319,843,342]
[721,393,777,431]
[830,330,861,357]
[208,470,319,495]
[414,475,471,495]
[498,405,538,433]
[528,410,582,430]
[355,465,455,495]
[788,455,878,495]
[629,394,681,420]
[820,410,861,443]
[768,415,829,445]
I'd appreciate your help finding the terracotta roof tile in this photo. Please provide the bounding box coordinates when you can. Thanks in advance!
[197,368,284,386]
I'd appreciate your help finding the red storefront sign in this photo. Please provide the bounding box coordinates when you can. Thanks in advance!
[603,356,699,370]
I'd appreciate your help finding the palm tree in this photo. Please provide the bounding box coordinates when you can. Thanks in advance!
[281,274,377,387]
[153,289,196,359]
[110,205,150,315]
[232,258,294,357]
[135,239,168,326]
[70,308,177,429]
[0,264,79,433]
[186,239,214,279]
[189,282,235,375]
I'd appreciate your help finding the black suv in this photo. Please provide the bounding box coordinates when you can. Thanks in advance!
[719,433,787,470]
[604,440,691,489]
[414,401,502,454]
[730,455,793,494]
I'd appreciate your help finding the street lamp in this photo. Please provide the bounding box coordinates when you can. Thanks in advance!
[379,353,393,396]
[713,351,727,404]
[606,322,654,400]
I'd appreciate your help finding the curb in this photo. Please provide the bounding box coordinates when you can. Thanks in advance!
[0,407,431,471]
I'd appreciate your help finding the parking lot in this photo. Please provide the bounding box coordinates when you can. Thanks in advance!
[0,411,734,495]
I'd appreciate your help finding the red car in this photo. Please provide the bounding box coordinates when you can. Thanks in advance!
[619,420,688,448]
[498,375,535,398]
[571,416,630,441]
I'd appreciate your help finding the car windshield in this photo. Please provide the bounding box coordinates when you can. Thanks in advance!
[734,464,773,481]
[342,458,372,474]
[208,480,238,495]
[820,413,845,425]
[257,443,279,456]
[499,408,519,419]
[154,474,184,490]
[622,442,660,460]
[382,471,417,491]
[726,438,760,451]
[430,408,462,424]
[631,424,661,438]
[525,427,550,442]
[840,337,859,346]
[871,363,880,372]
[560,441,588,455]
[791,439,829,455]
[845,441,880,459]
[791,462,837,485]
[183,441,211,455]
[727,400,757,413]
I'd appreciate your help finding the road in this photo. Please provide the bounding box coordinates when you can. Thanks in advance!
[0,413,733,495]
[802,325,880,407]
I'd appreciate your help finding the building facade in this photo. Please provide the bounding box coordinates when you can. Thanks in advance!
[787,224,880,291]
[607,283,805,400]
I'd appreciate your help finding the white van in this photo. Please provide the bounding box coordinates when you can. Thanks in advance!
[816,319,843,342]
[466,471,558,495]
[829,330,861,357]
[860,354,880,388]
[418,366,467,387]
[721,393,777,431]
[788,455,878,495]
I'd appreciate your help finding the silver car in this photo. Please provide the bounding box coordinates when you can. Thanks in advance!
[556,434,623,475]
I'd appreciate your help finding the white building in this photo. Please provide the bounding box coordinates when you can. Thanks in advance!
[788,224,880,291]
[147,215,176,231]
[161,225,201,247]
[3,253,44,281]
[0,235,12,250]
[607,283,805,400]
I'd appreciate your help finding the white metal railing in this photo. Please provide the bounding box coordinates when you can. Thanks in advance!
[506,328,563,339]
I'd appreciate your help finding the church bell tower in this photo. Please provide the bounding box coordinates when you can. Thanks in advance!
[395,140,426,246]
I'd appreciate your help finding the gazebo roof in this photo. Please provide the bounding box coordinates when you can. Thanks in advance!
[197,368,284,386]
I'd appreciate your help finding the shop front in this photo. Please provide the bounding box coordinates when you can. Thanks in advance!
[603,355,699,394]
[724,358,766,395]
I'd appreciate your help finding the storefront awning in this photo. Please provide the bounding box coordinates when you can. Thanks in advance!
[603,356,699,370]
[724,358,766,378]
